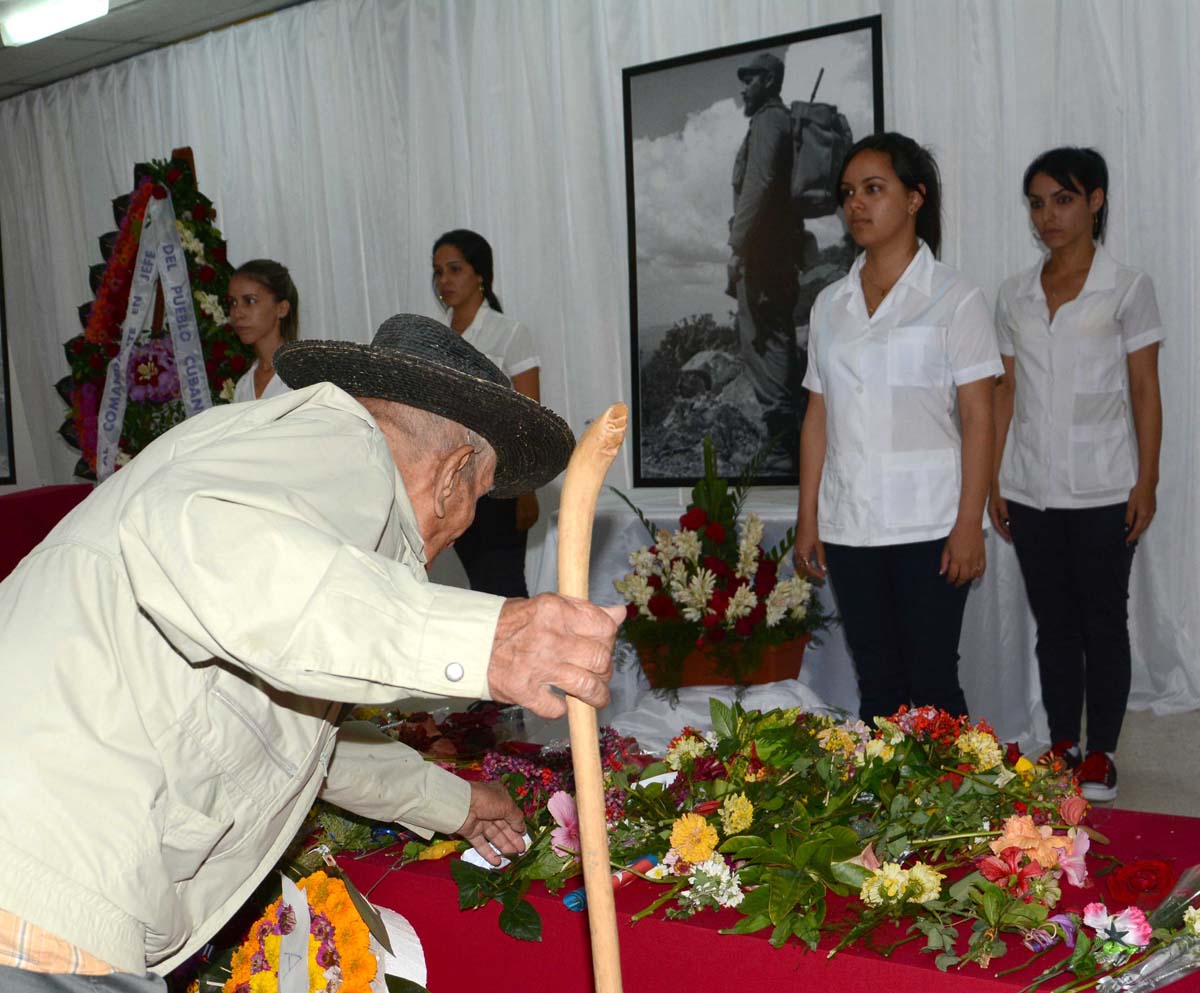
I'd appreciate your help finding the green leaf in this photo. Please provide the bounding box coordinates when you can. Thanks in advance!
[385,978,431,993]
[449,858,492,910]
[736,885,771,916]
[720,911,772,935]
[769,914,796,948]
[830,860,872,889]
[497,891,543,942]
[709,697,737,741]
[934,951,961,972]
[719,834,767,855]
[768,868,805,925]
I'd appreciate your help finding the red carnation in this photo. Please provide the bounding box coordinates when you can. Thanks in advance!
[198,265,216,284]
[733,617,754,637]
[647,574,662,591]
[165,167,183,185]
[679,507,708,531]
[191,203,208,222]
[705,521,726,544]
[647,593,678,620]
[624,603,638,621]
[701,612,721,629]
[211,245,227,264]
[229,354,247,374]
[747,601,766,625]
[703,555,733,580]
[753,569,777,598]
[757,557,778,580]
[708,588,730,618]
[152,185,168,200]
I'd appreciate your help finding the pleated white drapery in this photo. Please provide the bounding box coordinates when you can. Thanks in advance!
[0,0,1196,739]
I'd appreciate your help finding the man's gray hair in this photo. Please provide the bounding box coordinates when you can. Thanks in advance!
[359,398,492,481]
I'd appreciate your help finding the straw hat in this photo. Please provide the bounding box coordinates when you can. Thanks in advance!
[275,313,573,497]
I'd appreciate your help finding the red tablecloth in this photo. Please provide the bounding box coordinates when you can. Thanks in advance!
[340,806,1200,993]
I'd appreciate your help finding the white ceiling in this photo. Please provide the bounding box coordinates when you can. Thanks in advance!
[0,0,304,99]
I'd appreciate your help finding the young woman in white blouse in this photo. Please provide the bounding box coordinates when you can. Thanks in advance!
[794,132,1000,725]
[432,229,540,597]
[990,147,1162,802]
[228,259,299,402]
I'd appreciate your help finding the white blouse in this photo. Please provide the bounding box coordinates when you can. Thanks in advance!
[459,302,539,383]
[995,245,1163,510]
[232,361,292,403]
[803,242,1003,546]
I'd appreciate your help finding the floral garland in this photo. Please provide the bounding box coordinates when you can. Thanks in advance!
[223,871,376,993]
[58,155,254,478]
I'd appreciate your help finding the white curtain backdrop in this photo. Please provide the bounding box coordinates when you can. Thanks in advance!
[0,0,1196,740]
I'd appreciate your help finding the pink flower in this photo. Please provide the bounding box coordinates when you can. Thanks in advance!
[548,790,579,858]
[1057,828,1090,888]
[1083,903,1153,947]
[1058,795,1089,826]
[849,842,881,871]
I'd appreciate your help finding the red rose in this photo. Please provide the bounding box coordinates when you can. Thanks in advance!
[205,359,218,376]
[624,603,638,621]
[151,185,168,200]
[165,167,183,184]
[647,593,677,620]
[679,507,708,531]
[753,570,777,598]
[647,574,662,591]
[733,617,753,637]
[692,800,722,815]
[229,354,247,373]
[198,265,216,284]
[706,522,726,544]
[747,601,766,625]
[708,588,730,618]
[701,612,720,629]
[211,245,227,264]
[1005,741,1023,766]
[211,340,227,360]
[191,203,208,221]
[1107,860,1177,909]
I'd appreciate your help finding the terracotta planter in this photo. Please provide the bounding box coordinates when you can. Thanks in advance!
[637,635,810,689]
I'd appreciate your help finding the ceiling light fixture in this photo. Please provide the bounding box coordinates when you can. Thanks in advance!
[0,0,109,47]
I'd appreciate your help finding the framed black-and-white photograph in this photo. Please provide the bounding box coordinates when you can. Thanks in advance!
[623,16,883,486]
[0,231,13,485]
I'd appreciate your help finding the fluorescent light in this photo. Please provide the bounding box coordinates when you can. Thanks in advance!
[0,0,109,47]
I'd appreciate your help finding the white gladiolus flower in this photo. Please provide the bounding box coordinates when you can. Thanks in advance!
[629,548,656,577]
[673,529,702,564]
[724,583,757,622]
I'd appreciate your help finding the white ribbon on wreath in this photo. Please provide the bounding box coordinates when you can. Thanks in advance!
[96,191,211,479]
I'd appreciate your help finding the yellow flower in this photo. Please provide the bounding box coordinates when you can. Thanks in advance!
[1014,756,1035,779]
[263,933,281,970]
[417,839,465,861]
[720,793,754,834]
[906,862,945,903]
[954,729,1003,771]
[670,812,719,864]
[248,973,278,993]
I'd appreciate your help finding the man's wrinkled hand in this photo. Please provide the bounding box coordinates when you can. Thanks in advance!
[488,594,624,718]
[456,781,526,867]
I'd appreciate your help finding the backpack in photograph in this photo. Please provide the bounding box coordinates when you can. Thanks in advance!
[790,70,853,220]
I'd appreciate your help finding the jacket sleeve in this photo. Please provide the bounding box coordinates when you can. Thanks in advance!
[116,405,503,703]
[728,108,791,256]
[320,721,471,837]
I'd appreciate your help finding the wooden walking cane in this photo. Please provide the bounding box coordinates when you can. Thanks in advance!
[558,403,628,993]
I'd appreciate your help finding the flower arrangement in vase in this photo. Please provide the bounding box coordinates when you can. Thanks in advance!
[612,438,832,691]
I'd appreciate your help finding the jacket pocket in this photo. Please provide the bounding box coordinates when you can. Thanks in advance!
[159,797,233,883]
[882,448,959,529]
[1073,337,1125,394]
[1069,420,1134,495]
[887,325,950,388]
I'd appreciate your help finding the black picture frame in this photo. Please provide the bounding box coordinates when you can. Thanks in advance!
[0,219,14,484]
[623,15,883,487]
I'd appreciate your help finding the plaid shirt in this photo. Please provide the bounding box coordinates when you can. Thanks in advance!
[0,909,116,975]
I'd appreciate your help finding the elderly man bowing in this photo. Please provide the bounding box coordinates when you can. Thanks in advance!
[0,314,623,993]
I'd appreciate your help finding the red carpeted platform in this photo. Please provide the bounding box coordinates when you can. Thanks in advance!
[0,483,92,580]
[341,806,1200,993]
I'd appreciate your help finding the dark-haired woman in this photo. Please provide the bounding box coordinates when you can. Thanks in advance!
[990,147,1162,802]
[229,258,299,402]
[432,229,540,597]
[793,132,1001,725]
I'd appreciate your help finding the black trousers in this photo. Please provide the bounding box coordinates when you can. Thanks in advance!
[1007,501,1136,753]
[454,495,529,598]
[824,538,971,724]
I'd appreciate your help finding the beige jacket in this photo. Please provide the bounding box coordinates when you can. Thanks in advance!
[0,384,504,975]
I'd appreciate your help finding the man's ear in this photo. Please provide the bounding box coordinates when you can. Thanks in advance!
[432,444,477,517]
